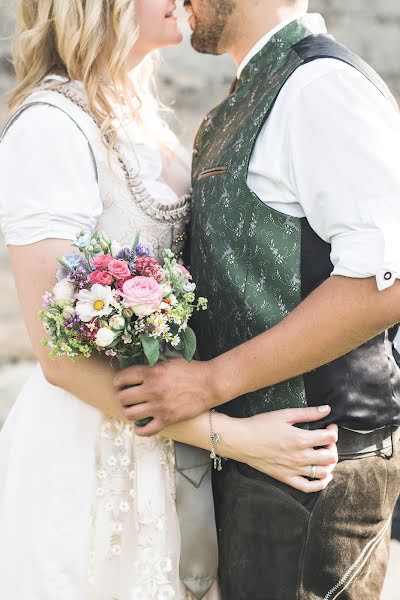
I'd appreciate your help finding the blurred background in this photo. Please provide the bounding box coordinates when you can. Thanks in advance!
[0,1,399,595]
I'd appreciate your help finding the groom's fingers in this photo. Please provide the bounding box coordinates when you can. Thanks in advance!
[134,418,164,437]
[121,402,151,422]
[117,384,147,407]
[113,365,146,389]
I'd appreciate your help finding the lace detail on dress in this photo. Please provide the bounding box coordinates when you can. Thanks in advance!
[96,420,135,557]
[88,419,185,600]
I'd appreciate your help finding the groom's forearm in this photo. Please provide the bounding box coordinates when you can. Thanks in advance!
[114,275,400,435]
[208,276,400,408]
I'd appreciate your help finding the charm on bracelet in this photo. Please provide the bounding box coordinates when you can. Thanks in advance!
[209,410,223,471]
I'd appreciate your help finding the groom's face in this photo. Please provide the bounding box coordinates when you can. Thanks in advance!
[183,0,237,55]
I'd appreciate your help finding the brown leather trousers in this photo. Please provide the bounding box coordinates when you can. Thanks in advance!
[212,427,400,600]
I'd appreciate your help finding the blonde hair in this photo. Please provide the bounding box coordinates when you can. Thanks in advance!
[8,0,174,148]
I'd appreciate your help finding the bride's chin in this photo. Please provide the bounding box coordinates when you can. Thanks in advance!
[163,31,184,48]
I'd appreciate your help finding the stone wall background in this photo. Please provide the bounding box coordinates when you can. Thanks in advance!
[0,2,399,593]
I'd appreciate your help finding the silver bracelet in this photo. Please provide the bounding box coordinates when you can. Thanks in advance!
[209,409,223,471]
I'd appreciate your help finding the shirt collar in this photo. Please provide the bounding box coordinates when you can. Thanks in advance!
[237,12,308,78]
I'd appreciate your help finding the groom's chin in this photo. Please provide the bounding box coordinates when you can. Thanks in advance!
[190,32,224,56]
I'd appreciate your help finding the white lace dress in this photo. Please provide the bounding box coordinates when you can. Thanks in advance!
[0,78,219,600]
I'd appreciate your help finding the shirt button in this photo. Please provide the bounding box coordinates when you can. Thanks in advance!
[384,272,392,281]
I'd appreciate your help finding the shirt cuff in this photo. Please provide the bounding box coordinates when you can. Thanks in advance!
[330,229,400,291]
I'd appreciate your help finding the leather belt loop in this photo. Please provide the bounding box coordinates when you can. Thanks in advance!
[337,426,400,460]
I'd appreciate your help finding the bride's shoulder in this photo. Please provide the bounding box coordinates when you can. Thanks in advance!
[0,99,98,185]
[1,102,81,150]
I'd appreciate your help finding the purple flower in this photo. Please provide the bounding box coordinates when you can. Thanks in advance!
[42,291,54,307]
[65,314,81,329]
[116,247,133,262]
[56,266,69,282]
[135,244,151,257]
[68,265,91,290]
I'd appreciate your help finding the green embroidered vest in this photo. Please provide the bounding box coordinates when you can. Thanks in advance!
[190,15,400,427]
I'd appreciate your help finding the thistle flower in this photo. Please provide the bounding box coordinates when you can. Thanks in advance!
[135,244,151,257]
[116,247,133,262]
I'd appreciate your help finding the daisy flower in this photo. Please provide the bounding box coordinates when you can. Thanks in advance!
[76,284,114,322]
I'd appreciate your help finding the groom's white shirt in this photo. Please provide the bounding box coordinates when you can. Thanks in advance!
[240,14,400,293]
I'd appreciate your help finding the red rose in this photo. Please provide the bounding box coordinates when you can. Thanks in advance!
[92,254,113,269]
[88,269,114,285]
[108,259,131,280]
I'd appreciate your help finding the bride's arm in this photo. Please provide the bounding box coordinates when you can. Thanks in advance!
[161,408,338,493]
[9,238,337,491]
[8,239,124,420]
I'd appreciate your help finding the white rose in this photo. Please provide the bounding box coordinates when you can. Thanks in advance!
[95,327,117,348]
[53,278,75,306]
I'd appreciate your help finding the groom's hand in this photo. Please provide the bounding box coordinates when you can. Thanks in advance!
[113,358,218,435]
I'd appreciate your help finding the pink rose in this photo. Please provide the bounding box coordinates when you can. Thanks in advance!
[175,264,192,280]
[88,269,114,286]
[120,276,164,317]
[92,254,113,269]
[108,259,131,280]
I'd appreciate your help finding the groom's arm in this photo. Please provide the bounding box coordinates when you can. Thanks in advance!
[114,274,400,435]
[115,64,400,434]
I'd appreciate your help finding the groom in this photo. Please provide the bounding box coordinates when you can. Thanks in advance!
[115,1,400,598]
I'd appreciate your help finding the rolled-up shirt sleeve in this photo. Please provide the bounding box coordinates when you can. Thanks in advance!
[0,105,102,246]
[287,65,400,291]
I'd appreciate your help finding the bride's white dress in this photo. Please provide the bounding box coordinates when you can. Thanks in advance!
[0,77,219,600]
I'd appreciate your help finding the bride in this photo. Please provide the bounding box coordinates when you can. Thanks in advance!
[0,1,338,598]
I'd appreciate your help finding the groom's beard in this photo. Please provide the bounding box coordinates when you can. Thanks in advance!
[187,0,236,55]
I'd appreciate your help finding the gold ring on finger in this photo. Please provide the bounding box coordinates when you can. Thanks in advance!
[310,465,317,479]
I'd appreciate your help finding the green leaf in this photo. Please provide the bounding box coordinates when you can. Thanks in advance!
[140,334,160,367]
[131,231,141,252]
[181,327,197,361]
[57,257,72,271]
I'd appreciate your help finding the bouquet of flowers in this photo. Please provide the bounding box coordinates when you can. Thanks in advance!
[39,230,207,423]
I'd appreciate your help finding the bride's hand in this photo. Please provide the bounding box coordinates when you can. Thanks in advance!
[222,406,338,493]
